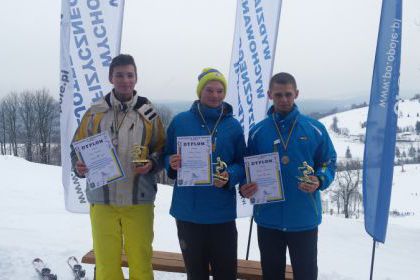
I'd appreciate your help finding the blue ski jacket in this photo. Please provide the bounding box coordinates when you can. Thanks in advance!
[247,105,336,231]
[164,101,246,224]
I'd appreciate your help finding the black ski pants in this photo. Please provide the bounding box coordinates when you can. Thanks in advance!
[176,220,237,280]
[257,225,318,280]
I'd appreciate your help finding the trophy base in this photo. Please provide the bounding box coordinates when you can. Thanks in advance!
[296,176,316,185]
[213,174,228,182]
[132,160,150,167]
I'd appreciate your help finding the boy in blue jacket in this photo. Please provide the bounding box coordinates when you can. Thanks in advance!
[164,68,246,280]
[240,72,336,280]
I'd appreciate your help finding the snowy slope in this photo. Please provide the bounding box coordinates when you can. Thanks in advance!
[319,98,420,160]
[0,155,419,279]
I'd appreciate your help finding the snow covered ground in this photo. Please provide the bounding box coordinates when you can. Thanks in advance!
[0,155,419,279]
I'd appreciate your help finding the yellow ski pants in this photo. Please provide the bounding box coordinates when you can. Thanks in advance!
[90,204,154,280]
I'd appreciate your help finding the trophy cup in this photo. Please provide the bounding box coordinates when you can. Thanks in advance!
[213,157,228,182]
[131,144,150,166]
[296,161,317,185]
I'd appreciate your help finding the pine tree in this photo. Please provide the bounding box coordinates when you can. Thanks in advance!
[409,146,416,158]
[395,147,401,158]
[345,146,352,159]
[331,116,339,133]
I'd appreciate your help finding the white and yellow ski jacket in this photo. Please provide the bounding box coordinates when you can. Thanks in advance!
[71,90,165,205]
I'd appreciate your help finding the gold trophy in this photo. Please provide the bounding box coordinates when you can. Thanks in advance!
[131,144,150,166]
[296,161,317,184]
[213,157,228,182]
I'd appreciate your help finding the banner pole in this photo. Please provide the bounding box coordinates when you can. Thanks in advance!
[369,239,377,280]
[245,216,254,260]
[116,0,125,54]
[265,1,283,112]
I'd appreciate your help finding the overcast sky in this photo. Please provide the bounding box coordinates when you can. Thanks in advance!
[1,0,419,102]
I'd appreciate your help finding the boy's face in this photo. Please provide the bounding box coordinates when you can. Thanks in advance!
[268,82,299,115]
[199,80,225,108]
[109,64,137,101]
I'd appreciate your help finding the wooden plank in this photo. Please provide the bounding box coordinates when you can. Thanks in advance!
[81,250,293,279]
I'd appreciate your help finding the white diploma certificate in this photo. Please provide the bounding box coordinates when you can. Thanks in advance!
[244,152,285,204]
[177,135,212,186]
[72,132,125,190]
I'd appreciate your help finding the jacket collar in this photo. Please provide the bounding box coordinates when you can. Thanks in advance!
[190,100,233,120]
[267,104,300,125]
[90,90,138,113]
[109,89,138,110]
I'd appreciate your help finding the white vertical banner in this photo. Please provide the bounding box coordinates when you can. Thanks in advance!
[226,0,282,218]
[59,0,125,213]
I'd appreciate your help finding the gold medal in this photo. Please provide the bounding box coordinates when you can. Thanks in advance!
[212,143,216,152]
[281,155,290,165]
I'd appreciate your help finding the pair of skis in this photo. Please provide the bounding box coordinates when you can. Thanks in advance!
[32,256,87,280]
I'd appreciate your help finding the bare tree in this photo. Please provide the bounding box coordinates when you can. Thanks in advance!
[0,100,6,155]
[33,89,57,163]
[330,160,362,218]
[329,190,341,215]
[2,93,19,156]
[18,91,37,161]
[351,191,362,218]
[48,102,61,165]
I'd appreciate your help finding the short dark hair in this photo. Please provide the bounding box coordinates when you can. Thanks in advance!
[109,54,137,78]
[269,72,297,90]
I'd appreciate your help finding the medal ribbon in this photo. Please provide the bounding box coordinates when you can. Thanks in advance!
[271,113,297,154]
[112,109,129,148]
[197,103,224,151]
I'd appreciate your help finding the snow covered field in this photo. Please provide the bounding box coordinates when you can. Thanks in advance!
[0,156,419,279]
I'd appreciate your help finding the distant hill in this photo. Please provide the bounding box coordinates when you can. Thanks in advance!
[154,96,369,118]
[319,97,420,161]
[153,97,420,163]
[154,100,190,116]
[153,90,420,119]
[298,96,368,115]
